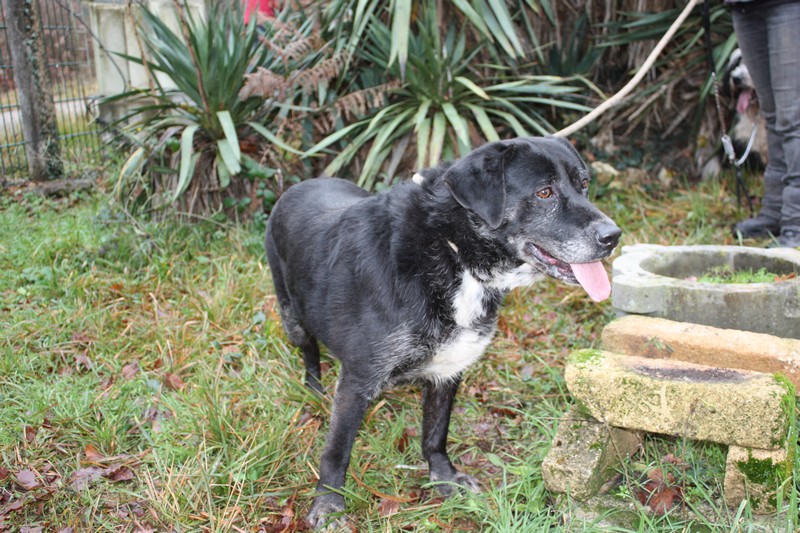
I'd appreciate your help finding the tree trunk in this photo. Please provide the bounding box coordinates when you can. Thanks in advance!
[2,0,63,181]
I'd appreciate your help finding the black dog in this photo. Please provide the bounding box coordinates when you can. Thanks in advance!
[265,136,620,528]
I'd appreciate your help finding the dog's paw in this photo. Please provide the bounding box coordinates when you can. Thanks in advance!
[307,495,348,531]
[429,470,482,497]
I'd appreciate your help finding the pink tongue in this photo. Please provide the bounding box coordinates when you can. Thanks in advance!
[737,90,752,114]
[570,262,611,302]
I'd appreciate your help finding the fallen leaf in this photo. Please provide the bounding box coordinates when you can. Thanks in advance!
[74,354,92,370]
[21,526,43,533]
[71,332,92,344]
[23,426,36,443]
[122,361,139,380]
[490,405,517,418]
[164,373,186,391]
[15,469,39,491]
[69,467,104,491]
[395,427,416,453]
[104,464,134,483]
[0,468,8,481]
[84,444,105,462]
[98,375,114,390]
[635,468,683,516]
[0,498,24,515]
[663,453,687,467]
[647,482,682,515]
[56,528,74,533]
[378,497,400,517]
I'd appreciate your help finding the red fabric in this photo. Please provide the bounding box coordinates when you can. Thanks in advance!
[244,0,274,23]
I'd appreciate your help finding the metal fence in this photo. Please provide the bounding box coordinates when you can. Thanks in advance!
[0,0,101,179]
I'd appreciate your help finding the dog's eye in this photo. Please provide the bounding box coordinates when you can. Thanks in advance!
[581,178,589,190]
[536,187,553,199]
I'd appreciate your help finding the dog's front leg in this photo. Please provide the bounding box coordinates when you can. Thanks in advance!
[422,378,480,496]
[307,375,371,529]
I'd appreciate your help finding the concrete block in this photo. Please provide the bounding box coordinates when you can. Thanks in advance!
[611,244,800,338]
[565,350,793,449]
[602,316,800,392]
[542,406,641,501]
[724,445,792,514]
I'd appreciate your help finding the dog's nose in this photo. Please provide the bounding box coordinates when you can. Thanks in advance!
[595,222,621,248]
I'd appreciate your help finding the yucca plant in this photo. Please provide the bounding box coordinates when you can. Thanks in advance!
[306,0,598,190]
[107,0,310,217]
[320,0,528,75]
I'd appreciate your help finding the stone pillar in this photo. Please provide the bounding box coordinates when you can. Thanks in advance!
[87,0,206,124]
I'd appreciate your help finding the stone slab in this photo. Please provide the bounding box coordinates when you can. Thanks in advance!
[542,406,640,501]
[602,316,800,392]
[565,350,793,449]
[724,445,792,514]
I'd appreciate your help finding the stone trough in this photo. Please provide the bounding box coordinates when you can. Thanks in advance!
[611,244,800,338]
[543,244,800,521]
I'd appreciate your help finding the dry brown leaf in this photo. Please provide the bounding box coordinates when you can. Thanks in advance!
[84,444,105,462]
[74,354,92,371]
[23,426,36,443]
[0,497,25,515]
[122,361,139,380]
[394,427,416,454]
[69,467,104,491]
[71,331,92,344]
[15,469,39,491]
[378,497,400,517]
[104,464,134,483]
[164,373,186,391]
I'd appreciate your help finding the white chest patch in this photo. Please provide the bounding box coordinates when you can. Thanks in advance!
[488,263,543,291]
[453,270,486,327]
[421,329,494,382]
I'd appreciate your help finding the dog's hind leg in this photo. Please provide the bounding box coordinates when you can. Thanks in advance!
[275,298,324,395]
[421,378,480,496]
[307,373,371,528]
[265,236,324,394]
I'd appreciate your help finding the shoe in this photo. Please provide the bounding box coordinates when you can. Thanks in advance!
[777,229,800,248]
[732,215,780,239]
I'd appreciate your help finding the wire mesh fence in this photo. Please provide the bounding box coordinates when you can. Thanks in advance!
[0,0,102,180]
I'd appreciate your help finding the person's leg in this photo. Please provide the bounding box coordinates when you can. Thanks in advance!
[731,7,784,237]
[765,2,800,246]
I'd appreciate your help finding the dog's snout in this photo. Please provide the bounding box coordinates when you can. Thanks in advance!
[595,222,621,249]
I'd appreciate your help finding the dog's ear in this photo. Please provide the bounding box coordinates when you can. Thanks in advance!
[443,142,513,229]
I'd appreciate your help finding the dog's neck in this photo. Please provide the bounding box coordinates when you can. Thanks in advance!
[402,181,520,279]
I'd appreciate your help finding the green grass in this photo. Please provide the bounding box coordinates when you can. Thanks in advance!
[0,173,798,531]
[696,266,779,284]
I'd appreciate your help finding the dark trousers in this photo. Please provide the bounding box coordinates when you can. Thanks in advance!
[732,1,800,231]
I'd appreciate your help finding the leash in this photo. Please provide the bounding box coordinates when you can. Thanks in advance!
[702,0,755,215]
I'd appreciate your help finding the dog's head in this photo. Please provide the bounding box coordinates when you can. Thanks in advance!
[441,136,620,301]
[723,48,759,118]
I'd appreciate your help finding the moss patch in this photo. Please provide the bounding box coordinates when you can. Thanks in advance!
[568,349,604,368]
[773,374,797,454]
[736,455,784,486]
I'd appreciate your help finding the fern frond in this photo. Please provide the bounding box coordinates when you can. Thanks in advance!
[239,67,290,100]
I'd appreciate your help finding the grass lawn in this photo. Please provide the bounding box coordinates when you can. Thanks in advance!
[0,174,797,532]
